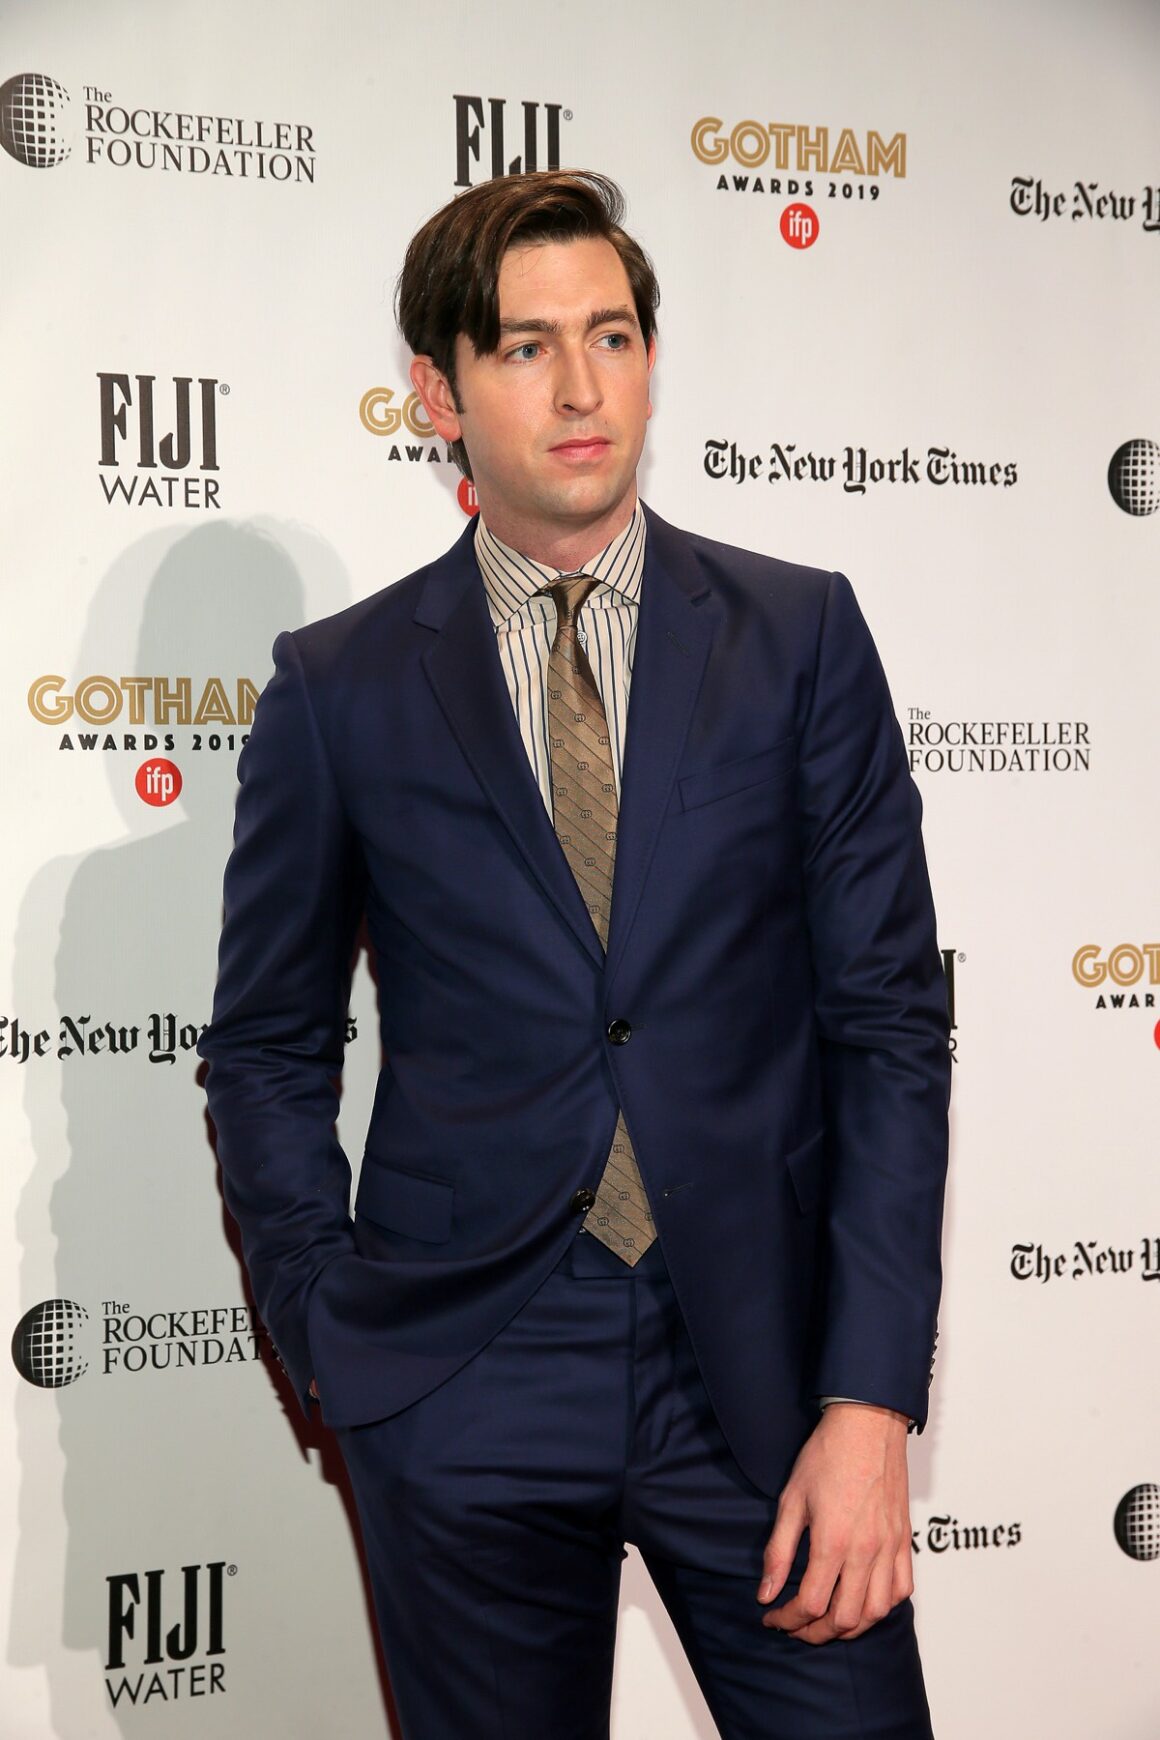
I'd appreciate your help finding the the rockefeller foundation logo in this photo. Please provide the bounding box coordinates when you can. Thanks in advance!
[11,1299,90,1386]
[1107,439,1160,517]
[1114,1485,1160,1562]
[907,712,1090,774]
[0,73,72,166]
[12,1297,265,1385]
[1,74,315,183]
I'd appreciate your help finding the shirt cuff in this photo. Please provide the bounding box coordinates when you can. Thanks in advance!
[818,1396,916,1430]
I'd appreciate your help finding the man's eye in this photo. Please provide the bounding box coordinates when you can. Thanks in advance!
[509,342,540,361]
[600,331,631,351]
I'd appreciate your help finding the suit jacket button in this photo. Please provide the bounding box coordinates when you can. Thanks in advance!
[570,1188,596,1213]
[606,1019,632,1044]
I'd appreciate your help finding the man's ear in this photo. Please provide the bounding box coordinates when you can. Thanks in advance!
[409,356,463,444]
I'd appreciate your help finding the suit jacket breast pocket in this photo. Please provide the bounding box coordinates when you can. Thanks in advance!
[355,1157,455,1243]
[678,738,796,812]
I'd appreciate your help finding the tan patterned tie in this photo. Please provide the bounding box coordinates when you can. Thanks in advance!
[542,575,655,1265]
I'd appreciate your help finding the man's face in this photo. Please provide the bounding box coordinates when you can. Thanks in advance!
[411,235,655,555]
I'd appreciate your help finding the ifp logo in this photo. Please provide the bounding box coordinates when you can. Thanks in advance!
[780,203,818,248]
[457,478,479,517]
[135,759,182,807]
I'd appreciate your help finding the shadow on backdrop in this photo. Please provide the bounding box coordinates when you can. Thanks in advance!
[11,520,399,1736]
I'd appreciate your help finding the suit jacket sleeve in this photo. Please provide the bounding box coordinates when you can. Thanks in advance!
[198,629,365,1410]
[798,572,950,1428]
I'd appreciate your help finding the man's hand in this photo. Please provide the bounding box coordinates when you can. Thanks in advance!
[309,1377,320,1401]
[757,1402,913,1645]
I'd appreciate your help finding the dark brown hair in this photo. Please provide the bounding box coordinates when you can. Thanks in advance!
[396,170,659,477]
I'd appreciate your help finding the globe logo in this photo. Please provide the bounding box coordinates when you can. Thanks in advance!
[11,1299,90,1387]
[0,72,72,169]
[1114,1483,1160,1561]
[1107,438,1160,517]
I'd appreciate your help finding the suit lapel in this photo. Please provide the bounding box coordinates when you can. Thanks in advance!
[604,508,715,983]
[418,525,605,967]
[415,509,716,979]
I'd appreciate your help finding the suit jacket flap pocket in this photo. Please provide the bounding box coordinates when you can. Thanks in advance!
[679,739,795,812]
[784,1129,824,1216]
[356,1159,454,1243]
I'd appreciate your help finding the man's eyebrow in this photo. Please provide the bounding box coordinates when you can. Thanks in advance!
[496,305,640,337]
[497,317,562,336]
[585,305,638,331]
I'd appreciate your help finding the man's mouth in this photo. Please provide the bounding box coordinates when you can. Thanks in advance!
[551,437,611,459]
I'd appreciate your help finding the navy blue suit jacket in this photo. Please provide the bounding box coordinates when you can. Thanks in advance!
[199,505,950,1497]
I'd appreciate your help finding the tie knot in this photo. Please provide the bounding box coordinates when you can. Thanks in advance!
[545,574,599,629]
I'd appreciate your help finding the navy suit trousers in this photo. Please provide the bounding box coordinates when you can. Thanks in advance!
[336,1234,934,1740]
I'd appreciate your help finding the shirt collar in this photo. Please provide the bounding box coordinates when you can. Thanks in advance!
[474,501,646,628]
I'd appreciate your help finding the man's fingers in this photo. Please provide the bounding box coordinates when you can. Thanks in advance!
[763,1591,842,1644]
[892,1541,915,1605]
[836,1555,896,1640]
[766,1545,911,1644]
[758,1407,915,1642]
[829,1557,874,1636]
[757,1491,806,1603]
[762,1534,840,1630]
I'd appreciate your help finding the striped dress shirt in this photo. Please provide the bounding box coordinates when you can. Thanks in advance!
[473,502,646,814]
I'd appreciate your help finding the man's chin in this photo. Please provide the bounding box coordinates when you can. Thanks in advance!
[536,477,636,529]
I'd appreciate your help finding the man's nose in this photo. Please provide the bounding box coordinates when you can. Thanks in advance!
[554,346,602,416]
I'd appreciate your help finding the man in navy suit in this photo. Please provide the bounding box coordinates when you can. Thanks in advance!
[200,170,950,1738]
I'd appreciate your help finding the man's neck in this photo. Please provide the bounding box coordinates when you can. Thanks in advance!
[476,490,639,573]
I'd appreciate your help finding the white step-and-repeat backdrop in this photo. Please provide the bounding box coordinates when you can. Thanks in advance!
[3,2,1158,1734]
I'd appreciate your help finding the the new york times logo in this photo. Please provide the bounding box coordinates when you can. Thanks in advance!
[453,95,569,187]
[1011,175,1160,236]
[1,1009,358,1063]
[11,1296,265,1385]
[911,1514,1022,1555]
[704,440,1017,493]
[106,1561,230,1707]
[98,372,225,509]
[1011,1236,1160,1284]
